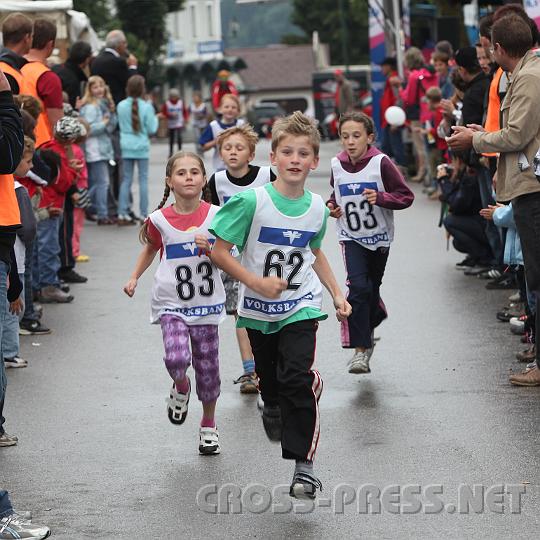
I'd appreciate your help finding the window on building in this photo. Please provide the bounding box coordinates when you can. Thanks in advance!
[190,4,197,38]
[207,3,214,36]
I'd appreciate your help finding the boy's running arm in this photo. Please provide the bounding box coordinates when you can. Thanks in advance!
[123,243,158,297]
[212,238,287,299]
[311,248,351,321]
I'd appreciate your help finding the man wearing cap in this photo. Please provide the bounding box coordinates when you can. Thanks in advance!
[334,69,354,115]
[211,70,238,113]
[380,57,406,168]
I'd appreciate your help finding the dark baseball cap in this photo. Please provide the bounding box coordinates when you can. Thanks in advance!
[380,56,397,69]
[455,47,480,69]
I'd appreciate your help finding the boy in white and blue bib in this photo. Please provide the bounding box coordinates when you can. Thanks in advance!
[198,93,244,172]
[211,112,351,500]
[208,124,275,394]
[327,112,414,375]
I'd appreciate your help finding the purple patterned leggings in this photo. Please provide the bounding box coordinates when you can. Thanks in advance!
[160,315,220,403]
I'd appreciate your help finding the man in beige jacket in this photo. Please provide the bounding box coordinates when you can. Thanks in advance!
[448,14,540,386]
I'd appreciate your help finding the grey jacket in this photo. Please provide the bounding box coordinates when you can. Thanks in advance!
[473,50,540,201]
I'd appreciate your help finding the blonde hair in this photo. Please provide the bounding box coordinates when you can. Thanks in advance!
[404,47,425,70]
[139,151,210,244]
[23,135,35,156]
[219,93,240,110]
[271,111,320,156]
[216,123,259,154]
[82,75,115,110]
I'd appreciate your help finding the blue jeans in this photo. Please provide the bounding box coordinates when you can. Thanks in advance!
[23,241,39,321]
[0,260,9,436]
[33,216,61,288]
[380,125,406,167]
[0,490,13,518]
[1,273,23,359]
[478,166,503,266]
[87,160,110,219]
[118,158,149,218]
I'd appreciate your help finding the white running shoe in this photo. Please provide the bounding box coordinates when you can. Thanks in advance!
[199,426,220,455]
[348,350,371,374]
[166,380,190,425]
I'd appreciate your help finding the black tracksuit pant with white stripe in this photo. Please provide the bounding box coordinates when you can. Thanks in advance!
[247,319,322,461]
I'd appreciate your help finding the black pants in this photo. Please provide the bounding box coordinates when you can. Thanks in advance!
[59,196,74,273]
[168,128,183,157]
[341,241,389,349]
[247,319,322,461]
[513,191,540,367]
[444,213,492,264]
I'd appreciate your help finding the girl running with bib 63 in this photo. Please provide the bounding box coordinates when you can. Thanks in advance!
[123,151,226,455]
[327,112,414,375]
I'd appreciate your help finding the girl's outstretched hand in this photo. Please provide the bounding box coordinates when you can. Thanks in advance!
[195,234,212,256]
[123,278,138,297]
[334,295,352,322]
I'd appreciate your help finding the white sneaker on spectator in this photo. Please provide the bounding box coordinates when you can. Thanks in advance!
[0,514,50,539]
[4,356,28,369]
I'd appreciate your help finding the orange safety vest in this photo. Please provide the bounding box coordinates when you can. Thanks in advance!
[20,61,53,146]
[0,174,21,227]
[0,61,33,95]
[481,68,504,158]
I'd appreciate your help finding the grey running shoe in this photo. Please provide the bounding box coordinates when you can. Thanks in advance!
[290,472,323,500]
[348,350,371,374]
[0,515,50,539]
[38,286,73,304]
[0,433,18,447]
[233,373,259,394]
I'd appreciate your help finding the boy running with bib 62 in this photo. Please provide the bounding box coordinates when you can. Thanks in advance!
[211,112,351,500]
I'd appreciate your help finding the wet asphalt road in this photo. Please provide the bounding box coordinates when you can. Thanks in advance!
[1,139,539,539]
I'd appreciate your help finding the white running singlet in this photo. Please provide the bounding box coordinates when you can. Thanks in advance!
[214,166,272,206]
[237,187,325,322]
[332,155,394,250]
[149,205,226,325]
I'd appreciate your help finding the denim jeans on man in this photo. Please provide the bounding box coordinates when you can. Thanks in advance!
[23,242,39,322]
[477,166,503,266]
[380,125,406,167]
[1,273,23,360]
[33,216,61,288]
[118,158,149,218]
[87,160,110,219]
[0,490,13,518]
[0,260,9,437]
[513,191,540,368]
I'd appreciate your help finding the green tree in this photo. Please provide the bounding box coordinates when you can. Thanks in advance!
[72,0,112,34]
[115,0,185,76]
[289,0,369,65]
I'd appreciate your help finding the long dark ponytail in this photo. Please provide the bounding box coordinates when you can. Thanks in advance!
[126,74,145,133]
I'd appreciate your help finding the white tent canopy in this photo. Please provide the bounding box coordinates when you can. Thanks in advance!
[0,1,73,11]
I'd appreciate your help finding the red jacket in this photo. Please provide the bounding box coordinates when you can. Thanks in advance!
[37,139,77,209]
[381,70,399,128]
[211,79,238,110]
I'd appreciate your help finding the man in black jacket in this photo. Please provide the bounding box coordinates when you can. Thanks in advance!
[90,29,138,105]
[52,40,92,108]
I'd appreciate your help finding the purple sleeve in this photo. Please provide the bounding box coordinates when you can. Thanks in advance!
[375,156,415,210]
[326,170,337,207]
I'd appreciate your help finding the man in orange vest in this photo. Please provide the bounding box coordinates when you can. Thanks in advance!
[21,18,63,147]
[0,12,33,95]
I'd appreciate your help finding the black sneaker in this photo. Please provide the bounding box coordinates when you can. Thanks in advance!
[261,404,282,442]
[455,256,476,269]
[19,319,51,335]
[59,269,88,283]
[486,276,515,290]
[289,472,323,500]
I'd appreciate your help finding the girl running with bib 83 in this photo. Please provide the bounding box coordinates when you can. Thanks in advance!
[327,112,414,375]
[123,151,226,455]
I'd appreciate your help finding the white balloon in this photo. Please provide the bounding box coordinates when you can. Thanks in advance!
[385,106,406,127]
